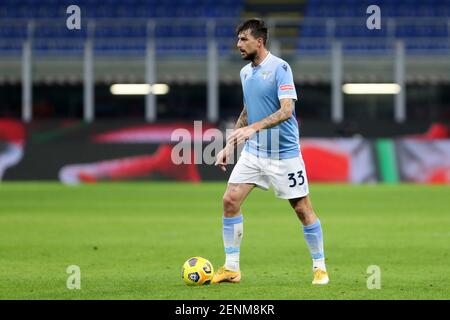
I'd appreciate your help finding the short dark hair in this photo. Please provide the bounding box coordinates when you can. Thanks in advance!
[236,18,268,45]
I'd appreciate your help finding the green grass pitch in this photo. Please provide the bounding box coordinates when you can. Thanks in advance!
[0,182,449,300]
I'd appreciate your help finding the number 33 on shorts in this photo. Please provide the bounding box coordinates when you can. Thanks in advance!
[288,170,305,188]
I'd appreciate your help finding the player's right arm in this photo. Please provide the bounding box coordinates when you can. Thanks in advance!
[234,106,248,129]
[215,106,247,172]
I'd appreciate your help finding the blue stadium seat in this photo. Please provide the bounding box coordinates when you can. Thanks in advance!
[301,25,328,38]
[215,26,235,37]
[2,0,449,55]
[299,0,450,54]
[0,26,28,39]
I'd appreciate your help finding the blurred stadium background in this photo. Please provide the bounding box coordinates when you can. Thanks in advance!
[1,0,450,184]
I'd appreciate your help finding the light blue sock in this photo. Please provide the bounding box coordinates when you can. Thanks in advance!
[303,219,326,270]
[223,215,243,272]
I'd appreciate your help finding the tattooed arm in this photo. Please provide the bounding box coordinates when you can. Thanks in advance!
[234,106,248,129]
[226,98,294,146]
[250,98,293,131]
[215,100,294,171]
[214,105,247,171]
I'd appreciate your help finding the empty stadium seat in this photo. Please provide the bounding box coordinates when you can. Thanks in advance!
[1,0,449,55]
[300,0,450,53]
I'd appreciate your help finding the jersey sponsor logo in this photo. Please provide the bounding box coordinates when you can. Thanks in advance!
[282,64,288,71]
[279,84,294,91]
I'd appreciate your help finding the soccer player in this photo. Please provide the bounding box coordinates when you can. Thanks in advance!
[213,19,329,285]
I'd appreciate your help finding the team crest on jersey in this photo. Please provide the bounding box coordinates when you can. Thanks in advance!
[261,71,272,80]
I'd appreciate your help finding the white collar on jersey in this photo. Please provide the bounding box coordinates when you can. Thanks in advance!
[251,51,272,69]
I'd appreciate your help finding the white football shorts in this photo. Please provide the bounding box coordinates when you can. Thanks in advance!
[228,150,309,199]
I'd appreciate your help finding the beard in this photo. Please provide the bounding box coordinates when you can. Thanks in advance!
[242,50,257,61]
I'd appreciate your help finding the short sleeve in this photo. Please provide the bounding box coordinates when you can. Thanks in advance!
[276,62,297,101]
[240,68,246,105]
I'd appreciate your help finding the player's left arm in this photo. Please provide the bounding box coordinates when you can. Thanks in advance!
[226,99,294,146]
[253,98,294,131]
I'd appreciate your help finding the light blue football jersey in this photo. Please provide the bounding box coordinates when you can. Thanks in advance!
[240,52,300,159]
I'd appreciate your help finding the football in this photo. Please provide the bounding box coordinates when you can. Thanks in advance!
[181,257,214,286]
